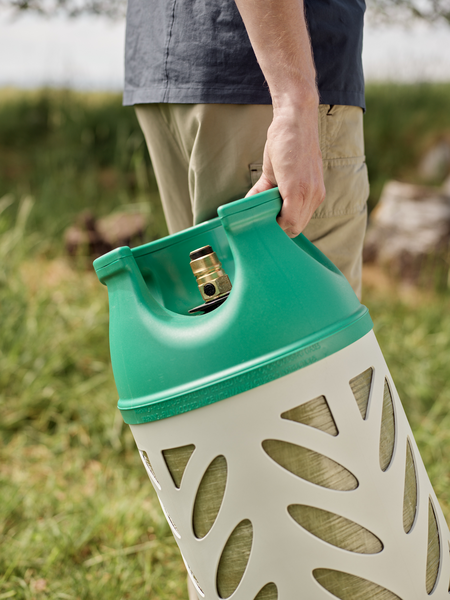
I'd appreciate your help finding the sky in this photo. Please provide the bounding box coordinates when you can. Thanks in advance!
[1,7,450,91]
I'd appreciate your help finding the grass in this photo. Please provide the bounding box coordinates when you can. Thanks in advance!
[1,85,450,598]
[363,272,450,518]
[0,202,186,599]
[2,203,450,599]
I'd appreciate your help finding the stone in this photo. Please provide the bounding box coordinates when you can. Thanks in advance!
[418,139,450,182]
[364,180,450,284]
[64,209,148,258]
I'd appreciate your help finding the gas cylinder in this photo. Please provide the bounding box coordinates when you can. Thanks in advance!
[94,188,450,600]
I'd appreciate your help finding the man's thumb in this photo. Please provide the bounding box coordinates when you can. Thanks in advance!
[245,173,276,198]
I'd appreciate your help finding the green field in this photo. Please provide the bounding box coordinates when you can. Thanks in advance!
[1,86,450,599]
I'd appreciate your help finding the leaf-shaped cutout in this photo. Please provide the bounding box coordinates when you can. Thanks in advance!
[313,568,403,599]
[288,504,383,554]
[262,440,358,491]
[217,519,253,599]
[379,379,396,471]
[193,455,227,539]
[349,367,373,419]
[162,444,195,488]
[138,449,161,490]
[426,499,440,594]
[281,396,338,436]
[254,582,278,600]
[403,438,417,533]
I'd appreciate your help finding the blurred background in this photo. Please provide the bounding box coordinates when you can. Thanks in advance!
[2,2,450,599]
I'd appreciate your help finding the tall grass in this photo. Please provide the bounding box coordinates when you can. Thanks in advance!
[0,88,167,243]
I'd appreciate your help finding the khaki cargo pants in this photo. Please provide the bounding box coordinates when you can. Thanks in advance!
[136,103,369,298]
[135,104,370,598]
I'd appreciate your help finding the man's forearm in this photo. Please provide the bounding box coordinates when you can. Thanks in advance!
[233,0,318,109]
[233,0,325,238]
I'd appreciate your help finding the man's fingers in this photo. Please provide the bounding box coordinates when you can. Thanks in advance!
[277,183,326,238]
[244,119,326,238]
[247,178,326,238]
[277,212,309,238]
[277,198,308,238]
[250,104,326,236]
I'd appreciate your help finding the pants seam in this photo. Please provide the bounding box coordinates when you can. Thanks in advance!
[312,204,368,219]
[323,155,366,167]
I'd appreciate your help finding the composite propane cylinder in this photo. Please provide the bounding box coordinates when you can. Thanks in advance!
[94,188,450,600]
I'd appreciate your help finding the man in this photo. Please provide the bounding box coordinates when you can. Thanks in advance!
[124,4,368,596]
[124,0,369,298]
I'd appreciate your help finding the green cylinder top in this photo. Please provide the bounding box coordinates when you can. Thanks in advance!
[94,189,372,424]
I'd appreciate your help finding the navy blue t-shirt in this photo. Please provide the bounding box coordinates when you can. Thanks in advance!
[124,0,366,109]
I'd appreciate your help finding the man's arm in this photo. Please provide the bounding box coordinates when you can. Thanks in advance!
[233,0,326,238]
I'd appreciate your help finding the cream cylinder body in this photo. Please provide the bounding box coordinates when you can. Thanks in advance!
[130,331,450,600]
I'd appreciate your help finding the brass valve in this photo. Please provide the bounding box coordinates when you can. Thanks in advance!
[189,245,232,314]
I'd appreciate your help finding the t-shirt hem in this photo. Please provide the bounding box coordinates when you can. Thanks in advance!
[320,90,366,111]
[123,86,272,106]
[123,86,365,111]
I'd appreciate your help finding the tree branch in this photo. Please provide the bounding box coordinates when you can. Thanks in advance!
[0,0,126,19]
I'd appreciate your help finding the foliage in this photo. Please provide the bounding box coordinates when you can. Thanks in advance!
[2,0,450,24]
[0,88,167,246]
[1,0,125,18]
[370,0,450,25]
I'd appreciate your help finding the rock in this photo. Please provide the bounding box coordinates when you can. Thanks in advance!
[418,139,450,182]
[64,210,109,258]
[64,209,148,259]
[96,212,147,248]
[364,180,450,284]
[442,174,450,196]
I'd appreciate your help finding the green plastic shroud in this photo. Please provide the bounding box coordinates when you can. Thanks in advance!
[94,188,373,425]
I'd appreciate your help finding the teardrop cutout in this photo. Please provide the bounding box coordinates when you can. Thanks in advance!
[313,568,403,599]
[379,379,396,472]
[349,367,373,419]
[262,439,358,491]
[254,582,278,600]
[217,519,253,598]
[281,395,338,436]
[426,499,440,594]
[289,504,383,554]
[193,455,227,539]
[162,444,195,488]
[403,439,417,533]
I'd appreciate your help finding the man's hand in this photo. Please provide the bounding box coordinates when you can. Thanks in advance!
[233,0,326,237]
[247,104,325,238]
